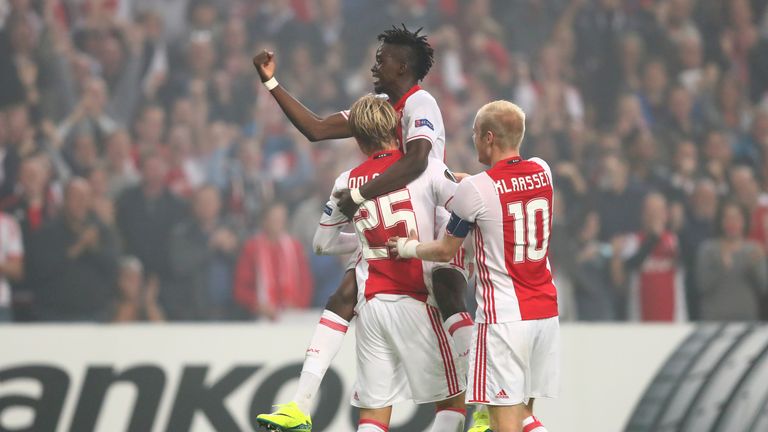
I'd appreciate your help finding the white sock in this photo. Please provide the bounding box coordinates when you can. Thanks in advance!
[523,415,548,432]
[431,408,466,432]
[358,419,388,431]
[293,310,349,413]
[444,312,474,375]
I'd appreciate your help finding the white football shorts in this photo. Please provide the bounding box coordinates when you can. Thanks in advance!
[351,296,466,408]
[466,316,560,405]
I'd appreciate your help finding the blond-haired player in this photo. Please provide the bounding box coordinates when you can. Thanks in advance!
[390,101,559,432]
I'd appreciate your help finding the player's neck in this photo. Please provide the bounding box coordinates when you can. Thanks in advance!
[387,80,418,105]
[367,145,398,157]
[490,150,521,166]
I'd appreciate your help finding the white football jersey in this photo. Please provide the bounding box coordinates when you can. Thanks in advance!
[341,85,446,162]
[448,156,559,323]
[317,151,457,306]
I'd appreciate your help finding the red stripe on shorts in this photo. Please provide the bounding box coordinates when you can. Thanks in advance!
[427,305,459,395]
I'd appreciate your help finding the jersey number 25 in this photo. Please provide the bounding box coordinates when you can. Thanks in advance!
[355,190,418,260]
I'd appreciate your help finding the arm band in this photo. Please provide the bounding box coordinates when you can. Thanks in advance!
[446,212,473,238]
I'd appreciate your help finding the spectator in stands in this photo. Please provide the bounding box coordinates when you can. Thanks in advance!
[679,179,719,319]
[235,201,313,320]
[223,137,274,232]
[636,59,669,129]
[702,130,733,192]
[1,0,768,323]
[596,155,647,240]
[103,129,140,198]
[0,212,24,322]
[167,185,241,320]
[27,178,119,321]
[611,192,687,322]
[735,107,768,169]
[112,256,165,322]
[0,157,59,320]
[56,78,118,155]
[666,140,700,201]
[165,125,204,199]
[569,211,617,321]
[0,156,59,241]
[87,166,116,229]
[0,105,37,200]
[696,200,768,320]
[116,153,187,287]
[132,105,167,157]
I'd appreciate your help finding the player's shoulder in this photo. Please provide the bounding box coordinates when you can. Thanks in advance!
[425,157,450,173]
[457,172,492,194]
[527,157,552,173]
[333,168,352,189]
[406,89,438,109]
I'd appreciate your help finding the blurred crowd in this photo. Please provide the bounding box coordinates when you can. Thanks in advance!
[0,0,767,323]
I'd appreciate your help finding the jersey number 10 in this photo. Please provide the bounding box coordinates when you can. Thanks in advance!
[507,198,551,263]
[355,190,418,260]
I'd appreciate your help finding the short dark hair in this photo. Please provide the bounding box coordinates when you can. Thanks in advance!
[378,25,434,81]
[716,200,749,237]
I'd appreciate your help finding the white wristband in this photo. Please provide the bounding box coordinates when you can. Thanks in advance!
[350,188,366,205]
[263,77,279,91]
[397,238,420,259]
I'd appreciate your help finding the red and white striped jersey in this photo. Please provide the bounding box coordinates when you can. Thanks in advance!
[448,156,558,323]
[317,150,457,304]
[619,231,687,322]
[341,85,446,162]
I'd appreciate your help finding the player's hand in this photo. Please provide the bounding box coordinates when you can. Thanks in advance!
[453,172,470,182]
[334,189,359,220]
[252,49,276,82]
[387,229,418,259]
[386,236,403,258]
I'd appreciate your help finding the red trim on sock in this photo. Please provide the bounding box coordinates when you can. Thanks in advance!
[319,318,348,333]
[436,407,467,416]
[447,316,474,336]
[523,419,544,432]
[360,418,389,431]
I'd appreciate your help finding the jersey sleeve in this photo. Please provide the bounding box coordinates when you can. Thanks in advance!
[445,179,483,238]
[402,94,441,151]
[529,157,554,186]
[314,171,356,255]
[427,159,458,210]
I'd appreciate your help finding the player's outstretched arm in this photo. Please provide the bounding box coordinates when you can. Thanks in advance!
[253,50,351,141]
[387,229,464,263]
[313,229,358,256]
[335,139,431,218]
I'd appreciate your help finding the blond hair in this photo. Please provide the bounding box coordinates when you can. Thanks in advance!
[348,94,398,154]
[476,100,526,150]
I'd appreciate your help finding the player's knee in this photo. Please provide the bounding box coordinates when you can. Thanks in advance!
[435,392,466,411]
[432,268,468,318]
[325,270,358,320]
